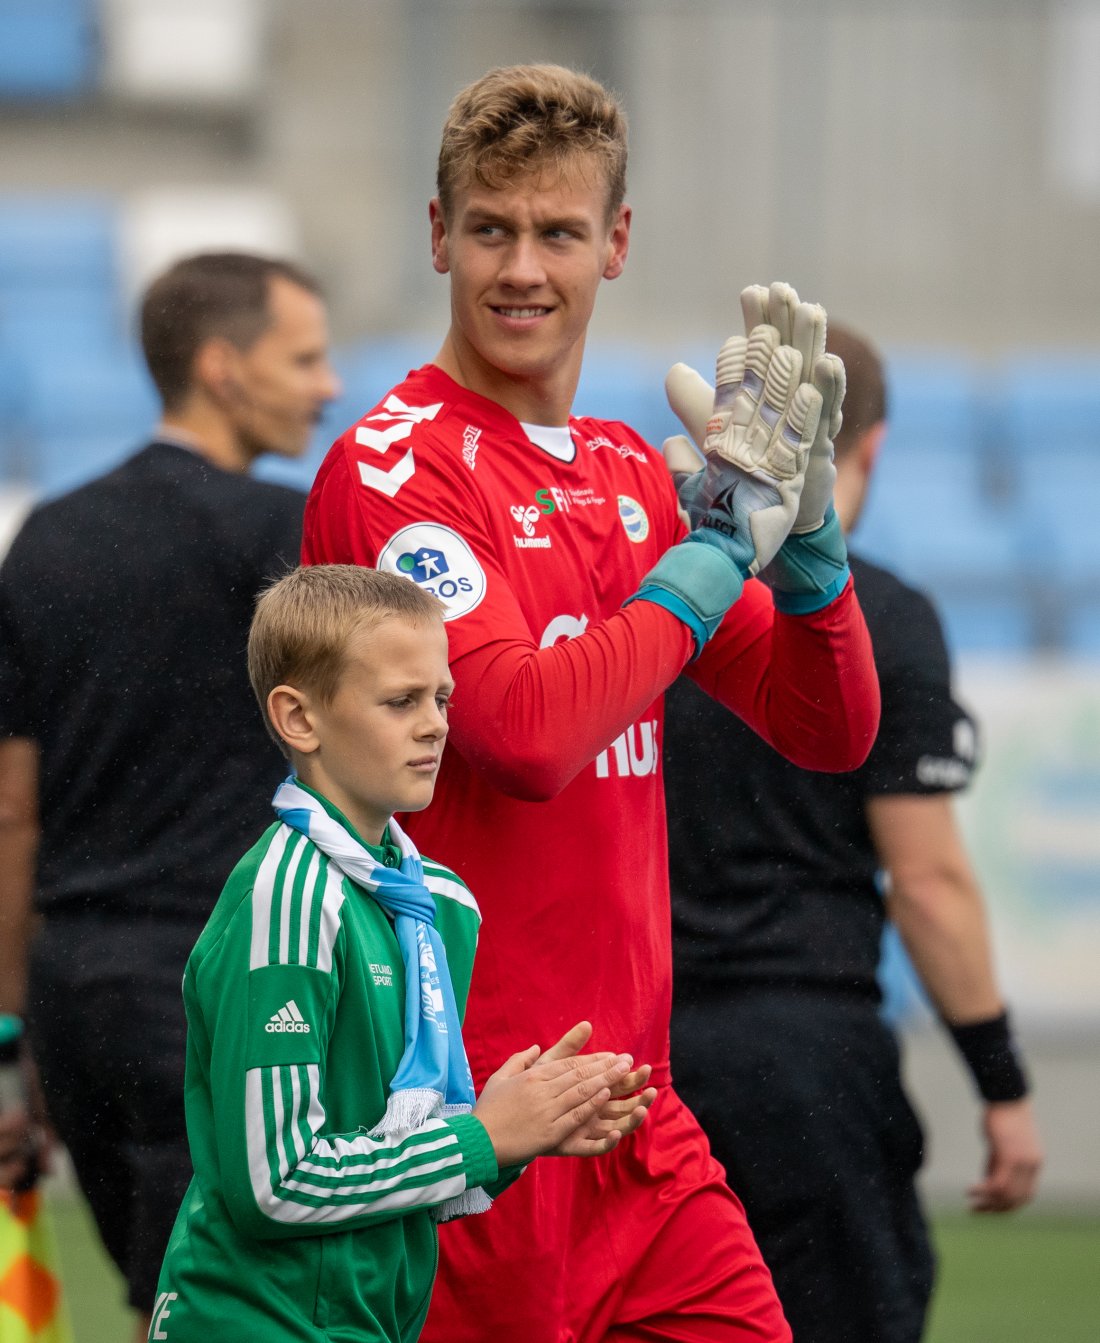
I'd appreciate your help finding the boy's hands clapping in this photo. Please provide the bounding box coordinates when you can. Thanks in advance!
[473,1021,656,1169]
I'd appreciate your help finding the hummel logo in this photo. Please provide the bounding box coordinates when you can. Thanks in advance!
[265,1000,312,1034]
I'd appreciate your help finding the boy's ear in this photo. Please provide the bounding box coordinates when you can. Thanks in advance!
[267,685,320,755]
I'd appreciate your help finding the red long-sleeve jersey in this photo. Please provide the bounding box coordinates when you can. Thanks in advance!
[303,364,878,1088]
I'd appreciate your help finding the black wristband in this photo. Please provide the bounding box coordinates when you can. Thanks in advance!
[946,1010,1029,1103]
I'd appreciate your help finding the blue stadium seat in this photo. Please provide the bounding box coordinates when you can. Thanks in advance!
[0,196,117,288]
[855,443,1022,589]
[335,336,436,419]
[931,590,1034,657]
[995,354,1100,457]
[1064,601,1100,658]
[0,1,98,99]
[21,349,159,495]
[574,345,679,449]
[879,354,982,476]
[0,283,127,358]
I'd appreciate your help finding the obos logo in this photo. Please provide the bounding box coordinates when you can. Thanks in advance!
[378,523,487,621]
[618,495,649,543]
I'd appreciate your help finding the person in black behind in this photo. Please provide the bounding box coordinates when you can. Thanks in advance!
[0,252,340,1337]
[664,324,1042,1343]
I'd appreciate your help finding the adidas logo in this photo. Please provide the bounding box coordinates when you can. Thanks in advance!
[265,1000,312,1034]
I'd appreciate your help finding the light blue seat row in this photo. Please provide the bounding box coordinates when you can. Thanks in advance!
[4,334,1100,655]
[0,196,117,287]
[0,1,98,99]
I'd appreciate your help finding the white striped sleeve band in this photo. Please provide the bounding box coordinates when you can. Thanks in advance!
[245,1066,467,1223]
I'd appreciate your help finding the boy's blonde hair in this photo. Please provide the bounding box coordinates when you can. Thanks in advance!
[437,63,628,223]
[248,565,445,750]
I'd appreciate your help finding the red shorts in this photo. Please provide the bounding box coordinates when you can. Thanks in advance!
[422,1086,791,1343]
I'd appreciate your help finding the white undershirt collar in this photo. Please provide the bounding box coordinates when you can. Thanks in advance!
[520,421,576,463]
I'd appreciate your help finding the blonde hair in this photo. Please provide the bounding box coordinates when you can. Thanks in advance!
[437,63,628,222]
[248,565,444,751]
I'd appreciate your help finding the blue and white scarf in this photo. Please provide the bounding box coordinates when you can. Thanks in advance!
[273,778,489,1216]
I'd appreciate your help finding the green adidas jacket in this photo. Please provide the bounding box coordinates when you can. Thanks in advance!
[151,792,504,1342]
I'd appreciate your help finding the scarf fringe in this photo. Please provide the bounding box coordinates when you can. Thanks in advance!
[369,1088,443,1137]
[435,1186,492,1222]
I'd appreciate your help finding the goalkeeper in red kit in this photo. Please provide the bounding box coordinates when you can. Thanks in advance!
[304,63,879,1343]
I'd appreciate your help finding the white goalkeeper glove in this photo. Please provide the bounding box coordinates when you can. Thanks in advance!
[663,323,821,577]
[740,281,845,534]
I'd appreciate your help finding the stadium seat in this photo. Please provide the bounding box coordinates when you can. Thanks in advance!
[574,345,682,449]
[856,444,1022,588]
[0,1,97,100]
[931,590,1034,657]
[0,284,128,358]
[21,349,159,496]
[0,195,118,289]
[1065,604,1100,658]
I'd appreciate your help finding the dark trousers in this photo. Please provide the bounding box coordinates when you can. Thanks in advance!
[27,912,200,1313]
[671,989,935,1343]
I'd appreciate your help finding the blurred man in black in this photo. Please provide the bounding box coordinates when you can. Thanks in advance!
[0,252,340,1336]
[665,324,1042,1343]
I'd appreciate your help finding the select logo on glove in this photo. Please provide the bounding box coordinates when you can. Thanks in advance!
[266,1000,312,1034]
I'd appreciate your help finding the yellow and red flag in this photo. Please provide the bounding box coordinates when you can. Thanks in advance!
[0,1188,72,1343]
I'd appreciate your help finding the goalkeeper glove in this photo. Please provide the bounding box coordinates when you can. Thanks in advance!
[629,325,822,657]
[740,281,845,534]
[663,322,821,576]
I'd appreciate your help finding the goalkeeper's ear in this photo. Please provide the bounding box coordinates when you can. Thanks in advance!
[665,362,714,450]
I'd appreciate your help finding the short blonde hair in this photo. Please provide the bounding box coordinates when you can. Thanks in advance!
[248,565,444,750]
[437,63,628,222]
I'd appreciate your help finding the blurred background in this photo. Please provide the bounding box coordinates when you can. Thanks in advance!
[0,1,1097,1337]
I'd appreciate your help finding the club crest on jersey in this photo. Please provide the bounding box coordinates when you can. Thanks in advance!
[354,395,443,499]
[618,495,650,543]
[378,523,487,620]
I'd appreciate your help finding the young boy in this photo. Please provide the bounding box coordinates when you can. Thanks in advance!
[149,564,653,1342]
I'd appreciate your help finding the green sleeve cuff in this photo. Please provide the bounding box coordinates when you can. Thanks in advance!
[447,1112,499,1191]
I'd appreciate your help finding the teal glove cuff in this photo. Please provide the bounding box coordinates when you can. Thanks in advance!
[625,535,745,659]
[767,507,850,614]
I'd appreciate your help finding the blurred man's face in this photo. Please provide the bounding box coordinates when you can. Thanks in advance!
[224,276,341,460]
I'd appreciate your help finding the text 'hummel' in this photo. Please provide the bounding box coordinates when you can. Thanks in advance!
[266,1000,312,1034]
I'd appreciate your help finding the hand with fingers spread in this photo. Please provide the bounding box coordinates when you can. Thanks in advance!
[473,1021,653,1168]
